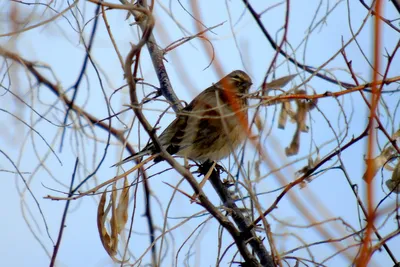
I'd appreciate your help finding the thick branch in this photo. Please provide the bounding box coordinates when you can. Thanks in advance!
[121,0,183,112]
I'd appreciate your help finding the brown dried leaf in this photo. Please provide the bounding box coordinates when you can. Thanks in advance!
[386,159,400,193]
[386,179,400,193]
[294,90,309,133]
[285,129,300,156]
[264,74,298,90]
[278,102,291,129]
[363,146,396,182]
[285,90,316,156]
[97,190,117,256]
[299,180,308,189]
[296,151,321,179]
[392,129,400,139]
[116,177,129,234]
[110,183,118,253]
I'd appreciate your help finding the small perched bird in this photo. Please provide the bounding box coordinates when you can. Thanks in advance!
[113,70,252,167]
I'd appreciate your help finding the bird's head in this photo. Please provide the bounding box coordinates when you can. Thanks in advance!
[218,70,253,95]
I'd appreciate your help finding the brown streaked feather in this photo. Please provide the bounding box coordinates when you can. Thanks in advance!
[112,70,252,167]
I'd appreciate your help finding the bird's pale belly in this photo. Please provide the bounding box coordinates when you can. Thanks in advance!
[177,117,246,162]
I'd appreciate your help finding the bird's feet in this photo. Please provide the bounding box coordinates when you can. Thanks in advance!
[196,160,225,176]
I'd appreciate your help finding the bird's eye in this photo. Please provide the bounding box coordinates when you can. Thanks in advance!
[231,75,242,83]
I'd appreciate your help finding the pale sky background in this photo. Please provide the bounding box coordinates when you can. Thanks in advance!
[1,0,400,266]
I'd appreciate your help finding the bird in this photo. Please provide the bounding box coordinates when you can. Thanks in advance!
[112,70,252,167]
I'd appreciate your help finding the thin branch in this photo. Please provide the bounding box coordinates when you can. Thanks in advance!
[49,158,79,267]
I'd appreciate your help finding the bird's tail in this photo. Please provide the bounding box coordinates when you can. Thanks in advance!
[111,150,150,167]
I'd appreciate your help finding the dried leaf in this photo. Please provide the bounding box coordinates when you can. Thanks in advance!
[285,129,300,156]
[299,180,308,189]
[284,90,316,156]
[264,74,298,90]
[116,177,129,234]
[296,151,321,179]
[294,90,309,133]
[110,183,118,253]
[363,146,396,182]
[386,180,400,194]
[392,161,400,183]
[97,181,131,264]
[386,159,400,193]
[392,129,400,139]
[97,190,117,256]
[278,102,291,129]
